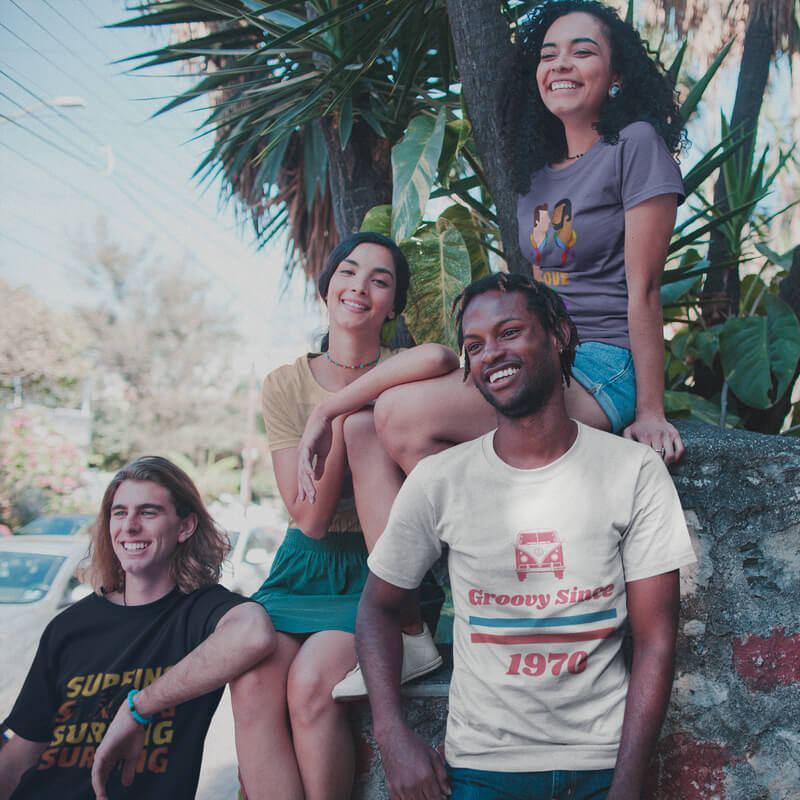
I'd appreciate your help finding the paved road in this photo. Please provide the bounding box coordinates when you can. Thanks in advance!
[197,687,241,800]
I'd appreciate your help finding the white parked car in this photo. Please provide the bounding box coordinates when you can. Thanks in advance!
[220,526,280,597]
[0,535,92,715]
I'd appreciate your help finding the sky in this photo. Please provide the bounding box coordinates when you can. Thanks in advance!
[0,0,323,378]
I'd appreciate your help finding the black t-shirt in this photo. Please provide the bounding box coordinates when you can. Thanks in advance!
[3,584,250,799]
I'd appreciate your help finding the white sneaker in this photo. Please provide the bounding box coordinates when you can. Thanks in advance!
[331,623,443,701]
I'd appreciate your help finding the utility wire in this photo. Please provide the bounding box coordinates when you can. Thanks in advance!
[1,62,242,251]
[0,9,266,311]
[40,0,116,63]
[0,230,78,277]
[9,1,122,97]
[0,115,104,171]
[1,139,107,208]
[2,6,251,248]
[0,88,100,165]
[0,21,99,100]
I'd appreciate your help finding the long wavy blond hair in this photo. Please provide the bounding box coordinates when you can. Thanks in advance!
[86,456,230,595]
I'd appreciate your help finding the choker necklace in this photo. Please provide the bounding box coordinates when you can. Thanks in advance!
[565,152,584,160]
[325,350,380,370]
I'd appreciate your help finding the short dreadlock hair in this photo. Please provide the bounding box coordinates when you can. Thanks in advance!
[452,273,579,386]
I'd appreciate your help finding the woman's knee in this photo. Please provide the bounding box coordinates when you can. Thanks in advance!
[342,409,377,454]
[286,659,339,728]
[230,640,293,724]
[374,385,427,468]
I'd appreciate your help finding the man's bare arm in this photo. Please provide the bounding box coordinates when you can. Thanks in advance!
[0,735,47,800]
[92,601,275,799]
[357,573,450,800]
[608,570,680,799]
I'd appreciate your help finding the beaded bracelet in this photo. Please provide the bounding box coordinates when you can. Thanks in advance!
[127,689,153,726]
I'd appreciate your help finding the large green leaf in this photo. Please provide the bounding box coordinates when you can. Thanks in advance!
[360,204,392,236]
[400,217,472,349]
[437,119,472,189]
[439,204,491,281]
[303,120,328,210]
[695,327,721,370]
[661,274,700,307]
[720,295,800,408]
[720,317,771,407]
[680,40,733,122]
[764,293,800,401]
[391,111,447,242]
[664,391,742,427]
[755,242,795,271]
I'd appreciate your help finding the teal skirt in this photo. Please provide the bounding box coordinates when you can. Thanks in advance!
[252,527,443,635]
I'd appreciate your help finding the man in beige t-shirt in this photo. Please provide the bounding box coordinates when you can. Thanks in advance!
[358,274,695,800]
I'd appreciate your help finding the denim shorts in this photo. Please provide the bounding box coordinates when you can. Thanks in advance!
[448,766,615,800]
[571,342,636,434]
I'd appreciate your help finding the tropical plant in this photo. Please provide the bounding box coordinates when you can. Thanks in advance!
[117,0,460,281]
[660,115,800,434]
[648,0,800,316]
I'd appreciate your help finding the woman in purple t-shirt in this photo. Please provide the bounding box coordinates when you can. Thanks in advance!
[363,0,687,477]
[511,0,686,459]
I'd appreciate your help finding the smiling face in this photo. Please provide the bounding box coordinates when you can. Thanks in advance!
[536,11,617,127]
[462,290,563,419]
[325,242,398,336]
[109,479,196,591]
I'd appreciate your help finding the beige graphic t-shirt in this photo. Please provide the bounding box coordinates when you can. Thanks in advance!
[262,347,400,532]
[369,423,696,772]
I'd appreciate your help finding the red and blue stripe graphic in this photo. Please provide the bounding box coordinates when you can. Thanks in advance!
[469,608,617,645]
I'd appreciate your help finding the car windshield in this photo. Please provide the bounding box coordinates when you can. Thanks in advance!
[16,516,90,536]
[0,552,67,603]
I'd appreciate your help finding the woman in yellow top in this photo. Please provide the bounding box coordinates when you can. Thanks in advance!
[231,232,455,800]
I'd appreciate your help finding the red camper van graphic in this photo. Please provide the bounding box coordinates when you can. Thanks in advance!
[514,531,565,581]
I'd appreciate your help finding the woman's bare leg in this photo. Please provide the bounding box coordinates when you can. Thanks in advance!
[564,380,613,431]
[343,409,421,631]
[374,370,496,474]
[343,409,405,553]
[376,370,613,474]
[231,632,304,800]
[287,630,358,800]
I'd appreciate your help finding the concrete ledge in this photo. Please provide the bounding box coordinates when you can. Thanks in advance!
[351,422,800,799]
[351,648,451,799]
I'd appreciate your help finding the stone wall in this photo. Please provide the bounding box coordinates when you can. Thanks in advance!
[351,421,800,799]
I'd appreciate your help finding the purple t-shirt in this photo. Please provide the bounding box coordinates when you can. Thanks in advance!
[517,121,684,349]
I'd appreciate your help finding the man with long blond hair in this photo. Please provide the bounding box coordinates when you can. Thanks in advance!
[0,456,275,800]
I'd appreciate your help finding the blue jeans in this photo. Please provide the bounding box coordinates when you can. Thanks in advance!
[447,766,614,800]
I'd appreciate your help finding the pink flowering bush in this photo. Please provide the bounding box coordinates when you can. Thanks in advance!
[0,408,89,528]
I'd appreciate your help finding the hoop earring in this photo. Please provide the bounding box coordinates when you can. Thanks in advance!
[609,84,621,98]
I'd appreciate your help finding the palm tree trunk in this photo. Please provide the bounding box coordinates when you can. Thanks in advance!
[320,116,393,237]
[702,5,774,319]
[445,0,527,273]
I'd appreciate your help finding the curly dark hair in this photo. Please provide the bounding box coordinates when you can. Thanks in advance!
[452,272,579,387]
[506,0,686,192]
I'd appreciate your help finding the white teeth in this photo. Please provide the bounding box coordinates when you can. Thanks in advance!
[489,367,519,384]
[342,299,368,310]
[123,542,148,551]
[551,81,578,90]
